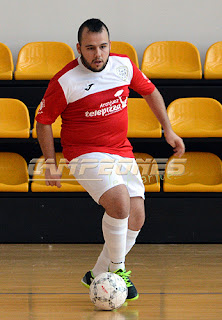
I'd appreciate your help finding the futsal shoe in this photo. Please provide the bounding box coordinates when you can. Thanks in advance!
[112,269,139,301]
[81,270,95,288]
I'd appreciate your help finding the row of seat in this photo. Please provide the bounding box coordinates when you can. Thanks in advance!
[0,152,221,192]
[0,97,221,139]
[1,41,222,80]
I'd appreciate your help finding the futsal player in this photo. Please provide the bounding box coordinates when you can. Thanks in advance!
[36,18,185,300]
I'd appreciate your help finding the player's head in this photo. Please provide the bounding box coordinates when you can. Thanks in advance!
[77,18,111,72]
[78,18,110,45]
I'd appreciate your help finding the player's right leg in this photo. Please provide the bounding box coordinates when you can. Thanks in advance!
[82,184,130,288]
[83,184,139,300]
[99,184,130,272]
[89,197,145,285]
[73,153,140,300]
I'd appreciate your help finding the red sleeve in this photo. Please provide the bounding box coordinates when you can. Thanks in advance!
[35,79,67,125]
[129,61,156,96]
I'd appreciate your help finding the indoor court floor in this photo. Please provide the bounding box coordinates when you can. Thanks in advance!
[0,243,221,319]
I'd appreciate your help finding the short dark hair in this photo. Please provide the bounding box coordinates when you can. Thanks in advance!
[78,18,110,44]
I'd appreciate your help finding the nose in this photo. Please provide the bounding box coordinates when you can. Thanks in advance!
[94,47,102,58]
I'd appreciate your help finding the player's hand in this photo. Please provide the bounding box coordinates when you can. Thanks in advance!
[164,129,185,158]
[45,164,62,188]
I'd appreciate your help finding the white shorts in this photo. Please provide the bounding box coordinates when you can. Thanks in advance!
[68,152,145,204]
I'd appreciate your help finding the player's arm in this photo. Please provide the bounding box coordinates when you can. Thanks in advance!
[36,122,61,188]
[142,88,185,157]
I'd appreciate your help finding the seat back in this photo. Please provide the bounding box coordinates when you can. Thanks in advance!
[141,41,202,79]
[0,152,29,191]
[111,41,139,67]
[0,99,30,138]
[167,98,222,137]
[127,98,162,137]
[15,42,75,80]
[164,152,222,191]
[32,104,62,138]
[204,42,222,79]
[134,152,160,191]
[31,153,85,192]
[0,43,14,80]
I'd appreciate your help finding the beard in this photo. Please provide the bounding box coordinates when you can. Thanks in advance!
[80,53,109,72]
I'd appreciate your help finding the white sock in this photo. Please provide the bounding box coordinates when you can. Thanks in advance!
[102,212,128,272]
[92,245,110,276]
[92,228,140,276]
[126,229,140,254]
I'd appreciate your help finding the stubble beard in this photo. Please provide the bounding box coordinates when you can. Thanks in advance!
[80,53,109,72]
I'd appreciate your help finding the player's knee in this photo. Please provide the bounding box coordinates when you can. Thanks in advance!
[111,202,130,219]
[99,184,130,219]
[103,196,130,219]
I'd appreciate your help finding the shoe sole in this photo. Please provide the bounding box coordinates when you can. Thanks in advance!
[126,293,139,301]
[81,279,90,289]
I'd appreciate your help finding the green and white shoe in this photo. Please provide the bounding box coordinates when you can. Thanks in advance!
[81,270,95,288]
[112,269,139,301]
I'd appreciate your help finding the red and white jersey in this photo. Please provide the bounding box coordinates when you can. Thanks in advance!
[36,53,155,161]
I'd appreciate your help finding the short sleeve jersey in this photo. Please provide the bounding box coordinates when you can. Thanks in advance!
[36,53,155,161]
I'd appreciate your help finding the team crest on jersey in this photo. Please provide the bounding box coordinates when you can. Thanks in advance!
[116,66,128,81]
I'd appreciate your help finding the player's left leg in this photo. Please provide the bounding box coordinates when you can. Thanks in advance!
[111,196,145,301]
[128,196,145,231]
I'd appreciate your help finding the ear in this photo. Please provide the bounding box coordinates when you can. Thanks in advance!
[76,43,81,55]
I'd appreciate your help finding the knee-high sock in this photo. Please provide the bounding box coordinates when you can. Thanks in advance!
[102,212,128,272]
[92,227,140,276]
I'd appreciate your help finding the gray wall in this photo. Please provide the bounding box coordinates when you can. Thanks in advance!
[1,0,221,67]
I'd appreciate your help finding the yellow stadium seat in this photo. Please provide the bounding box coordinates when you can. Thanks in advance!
[0,153,29,192]
[163,152,222,192]
[141,41,202,79]
[0,99,30,138]
[204,42,222,79]
[31,153,86,192]
[14,42,75,80]
[127,98,162,138]
[167,98,222,137]
[32,104,62,138]
[0,43,14,80]
[134,153,160,192]
[111,41,139,68]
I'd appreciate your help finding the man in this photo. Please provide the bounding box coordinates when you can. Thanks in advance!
[36,18,185,301]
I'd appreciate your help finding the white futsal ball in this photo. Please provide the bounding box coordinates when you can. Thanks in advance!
[89,272,128,310]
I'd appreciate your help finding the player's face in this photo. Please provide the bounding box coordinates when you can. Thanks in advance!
[77,27,110,72]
